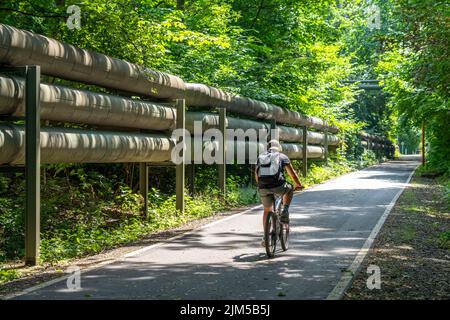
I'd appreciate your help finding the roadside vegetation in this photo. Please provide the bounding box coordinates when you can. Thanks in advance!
[345,166,449,299]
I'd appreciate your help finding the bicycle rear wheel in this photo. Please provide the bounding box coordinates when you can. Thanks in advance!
[264,211,277,258]
[280,222,289,251]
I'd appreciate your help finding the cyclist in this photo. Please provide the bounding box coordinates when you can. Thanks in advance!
[255,140,303,244]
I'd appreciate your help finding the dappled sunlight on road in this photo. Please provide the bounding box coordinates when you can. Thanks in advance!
[15,159,419,300]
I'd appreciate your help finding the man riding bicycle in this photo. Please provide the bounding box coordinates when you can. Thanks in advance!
[255,140,303,242]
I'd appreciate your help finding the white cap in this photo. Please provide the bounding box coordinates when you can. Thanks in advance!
[268,139,282,152]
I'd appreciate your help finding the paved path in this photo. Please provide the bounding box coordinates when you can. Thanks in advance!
[15,157,419,300]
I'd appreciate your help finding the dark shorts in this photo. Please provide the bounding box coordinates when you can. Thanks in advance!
[258,182,293,208]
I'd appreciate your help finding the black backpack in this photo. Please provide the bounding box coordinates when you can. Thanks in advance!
[256,151,283,187]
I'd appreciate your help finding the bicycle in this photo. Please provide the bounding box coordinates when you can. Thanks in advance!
[264,190,290,258]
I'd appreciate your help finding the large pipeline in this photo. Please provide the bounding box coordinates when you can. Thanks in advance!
[0,24,185,99]
[359,132,391,144]
[0,76,338,146]
[0,75,177,131]
[0,125,173,164]
[185,83,339,133]
[0,24,339,135]
[360,140,390,150]
[0,125,325,165]
[185,112,339,145]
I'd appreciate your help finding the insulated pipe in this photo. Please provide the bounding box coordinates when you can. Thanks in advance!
[361,140,386,150]
[185,112,339,145]
[0,24,185,99]
[185,83,339,133]
[282,144,325,160]
[0,76,339,146]
[0,125,174,165]
[360,132,391,144]
[0,76,177,131]
[201,140,324,164]
[0,125,325,165]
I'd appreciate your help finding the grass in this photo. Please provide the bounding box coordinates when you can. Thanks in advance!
[438,231,450,250]
[345,166,450,299]
[396,170,449,245]
[399,225,416,242]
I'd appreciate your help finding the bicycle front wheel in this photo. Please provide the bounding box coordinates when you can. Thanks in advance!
[264,211,277,258]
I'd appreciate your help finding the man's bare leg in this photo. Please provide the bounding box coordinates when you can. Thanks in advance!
[280,187,294,223]
[262,206,271,229]
[282,188,294,206]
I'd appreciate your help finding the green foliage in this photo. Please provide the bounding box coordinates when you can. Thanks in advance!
[370,0,449,173]
[303,161,351,187]
[225,175,258,206]
[396,115,420,154]
[359,149,378,167]
[0,0,398,166]
[114,184,142,212]
[0,194,25,260]
[0,268,20,284]
[289,156,377,188]
[438,231,450,250]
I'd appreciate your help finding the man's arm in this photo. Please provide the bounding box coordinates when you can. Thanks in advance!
[254,166,259,183]
[286,163,303,190]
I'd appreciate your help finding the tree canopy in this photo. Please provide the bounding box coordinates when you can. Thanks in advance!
[0,0,448,170]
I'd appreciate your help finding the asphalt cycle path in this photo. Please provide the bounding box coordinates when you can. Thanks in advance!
[13,156,420,300]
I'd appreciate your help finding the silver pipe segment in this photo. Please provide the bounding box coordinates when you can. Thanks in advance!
[200,139,324,164]
[0,76,177,131]
[0,24,185,99]
[0,125,325,165]
[283,144,325,160]
[0,125,174,165]
[359,132,391,144]
[185,112,339,145]
[361,140,387,150]
[0,76,339,146]
[185,83,339,133]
